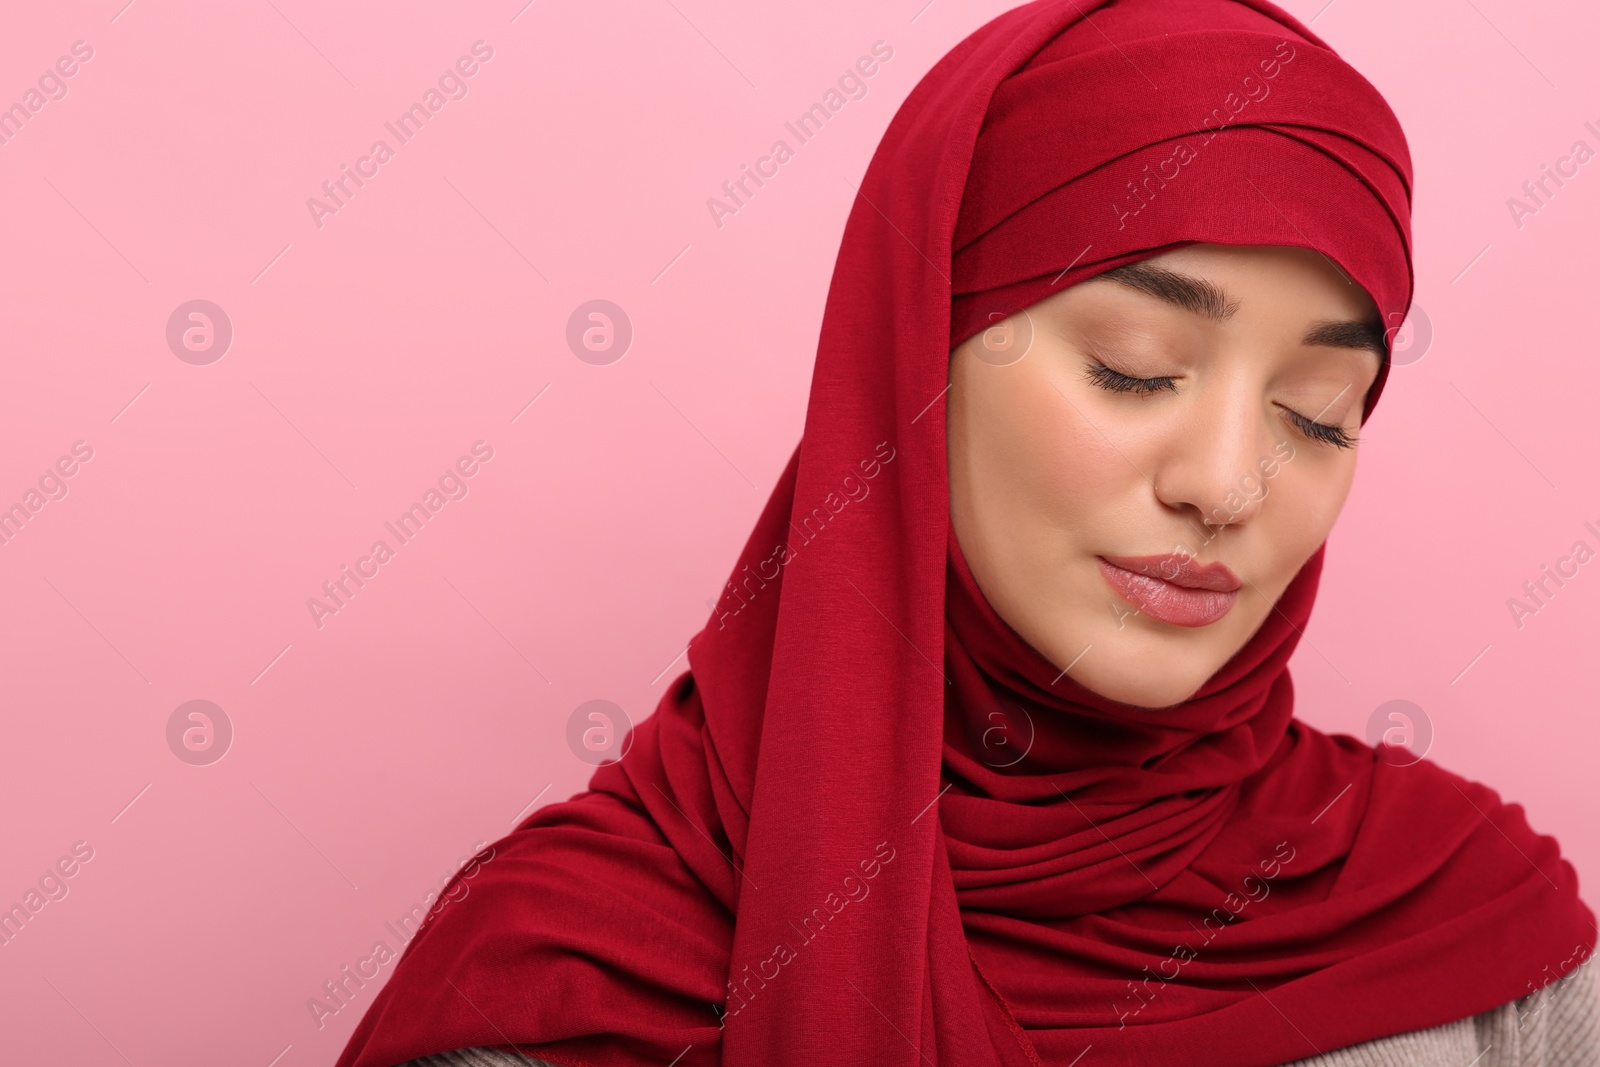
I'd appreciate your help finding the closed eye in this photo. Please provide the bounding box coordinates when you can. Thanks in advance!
[1083,360,1176,397]
[1081,360,1358,450]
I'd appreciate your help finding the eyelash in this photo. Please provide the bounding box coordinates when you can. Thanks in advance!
[1082,360,1358,450]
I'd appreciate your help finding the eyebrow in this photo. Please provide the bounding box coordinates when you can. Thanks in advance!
[1301,318,1388,363]
[1097,262,1387,363]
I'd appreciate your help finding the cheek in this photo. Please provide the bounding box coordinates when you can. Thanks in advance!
[1257,453,1358,584]
[980,363,1134,534]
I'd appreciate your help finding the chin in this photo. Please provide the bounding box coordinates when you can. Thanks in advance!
[1064,636,1215,707]
[1087,671,1206,709]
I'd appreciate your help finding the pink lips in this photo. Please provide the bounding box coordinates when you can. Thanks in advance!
[1097,553,1242,628]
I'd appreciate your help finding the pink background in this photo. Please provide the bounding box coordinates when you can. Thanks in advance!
[1,0,1596,1063]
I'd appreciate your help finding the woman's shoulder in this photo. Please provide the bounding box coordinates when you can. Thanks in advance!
[1283,957,1597,1066]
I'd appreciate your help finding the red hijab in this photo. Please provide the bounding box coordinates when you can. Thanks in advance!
[337,1,1596,1065]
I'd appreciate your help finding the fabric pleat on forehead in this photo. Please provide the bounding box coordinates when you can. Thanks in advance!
[335,2,1594,1067]
[948,3,1414,424]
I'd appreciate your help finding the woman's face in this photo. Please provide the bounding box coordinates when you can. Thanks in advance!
[947,243,1385,708]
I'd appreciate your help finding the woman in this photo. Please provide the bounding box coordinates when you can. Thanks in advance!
[336,0,1598,1064]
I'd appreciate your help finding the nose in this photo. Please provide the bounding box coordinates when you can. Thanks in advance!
[1150,387,1278,536]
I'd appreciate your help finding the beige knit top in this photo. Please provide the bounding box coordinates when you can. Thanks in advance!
[396,957,1597,1066]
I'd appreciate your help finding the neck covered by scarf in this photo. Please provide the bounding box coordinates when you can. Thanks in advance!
[337,2,1596,1065]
